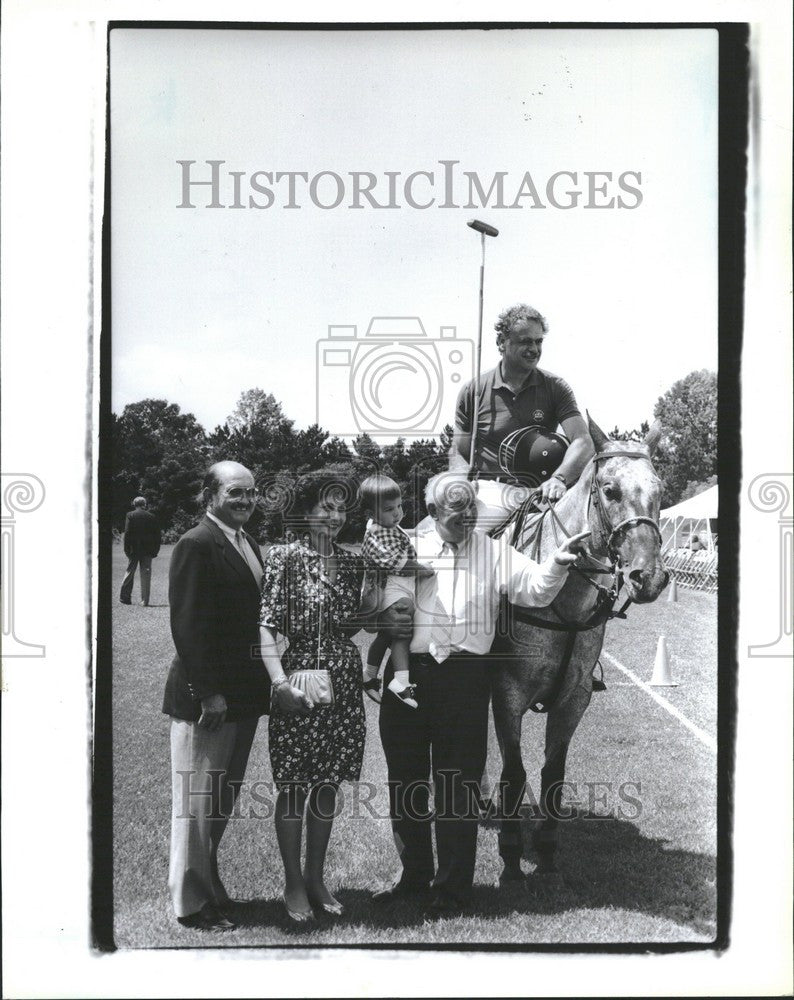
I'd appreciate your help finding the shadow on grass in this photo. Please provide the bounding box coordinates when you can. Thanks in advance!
[231,892,431,933]
[478,807,716,939]
[230,886,547,935]
[226,809,715,941]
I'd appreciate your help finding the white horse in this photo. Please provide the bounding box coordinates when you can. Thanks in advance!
[491,416,668,883]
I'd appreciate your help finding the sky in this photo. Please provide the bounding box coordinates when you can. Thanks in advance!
[110,27,718,441]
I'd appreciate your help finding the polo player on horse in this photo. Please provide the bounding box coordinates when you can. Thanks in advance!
[449,302,594,530]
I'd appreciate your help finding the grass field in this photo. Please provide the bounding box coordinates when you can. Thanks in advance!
[111,542,717,949]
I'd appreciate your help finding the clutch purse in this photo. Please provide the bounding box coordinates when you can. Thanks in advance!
[285,668,334,707]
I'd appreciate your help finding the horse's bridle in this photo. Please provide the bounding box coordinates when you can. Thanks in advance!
[505,446,664,623]
[589,449,663,560]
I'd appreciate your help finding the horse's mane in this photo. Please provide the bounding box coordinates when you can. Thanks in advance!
[594,439,652,456]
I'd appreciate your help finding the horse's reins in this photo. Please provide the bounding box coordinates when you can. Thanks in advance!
[504,447,662,712]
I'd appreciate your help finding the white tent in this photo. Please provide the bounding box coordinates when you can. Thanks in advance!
[659,484,718,555]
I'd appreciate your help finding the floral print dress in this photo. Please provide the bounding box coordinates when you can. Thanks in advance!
[259,541,365,791]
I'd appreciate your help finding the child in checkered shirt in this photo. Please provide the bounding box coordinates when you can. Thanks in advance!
[358,475,434,709]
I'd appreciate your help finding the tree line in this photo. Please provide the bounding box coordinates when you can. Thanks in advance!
[110,388,452,542]
[111,370,717,542]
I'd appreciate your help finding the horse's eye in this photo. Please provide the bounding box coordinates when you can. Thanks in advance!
[602,482,620,500]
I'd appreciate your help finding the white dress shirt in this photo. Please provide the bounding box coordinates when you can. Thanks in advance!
[206,511,263,589]
[410,527,569,661]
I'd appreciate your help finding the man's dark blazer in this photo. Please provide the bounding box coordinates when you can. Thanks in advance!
[123,507,161,560]
[162,515,270,723]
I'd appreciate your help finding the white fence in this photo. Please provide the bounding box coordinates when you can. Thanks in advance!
[663,549,718,594]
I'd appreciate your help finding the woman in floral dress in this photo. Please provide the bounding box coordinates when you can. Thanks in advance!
[258,471,367,924]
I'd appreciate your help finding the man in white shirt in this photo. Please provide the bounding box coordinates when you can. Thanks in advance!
[373,472,589,912]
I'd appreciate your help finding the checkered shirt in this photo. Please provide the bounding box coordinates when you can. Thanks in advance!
[361,523,416,577]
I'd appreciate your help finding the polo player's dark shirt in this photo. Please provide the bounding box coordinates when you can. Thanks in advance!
[455,364,581,474]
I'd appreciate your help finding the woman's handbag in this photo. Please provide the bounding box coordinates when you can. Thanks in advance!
[284,668,334,706]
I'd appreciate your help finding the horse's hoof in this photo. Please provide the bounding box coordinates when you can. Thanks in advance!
[499,865,525,886]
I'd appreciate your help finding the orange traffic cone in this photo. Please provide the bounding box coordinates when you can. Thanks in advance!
[667,577,679,602]
[651,636,677,686]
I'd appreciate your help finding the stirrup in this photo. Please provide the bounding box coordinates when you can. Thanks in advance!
[592,659,607,692]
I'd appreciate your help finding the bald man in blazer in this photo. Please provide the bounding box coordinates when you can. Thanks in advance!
[163,461,270,931]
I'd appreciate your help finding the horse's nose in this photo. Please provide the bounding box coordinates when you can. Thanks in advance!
[628,568,645,588]
[627,563,668,599]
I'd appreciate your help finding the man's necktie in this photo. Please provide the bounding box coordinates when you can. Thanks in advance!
[235,531,263,588]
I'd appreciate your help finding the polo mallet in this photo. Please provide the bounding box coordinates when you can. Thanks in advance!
[466,219,499,472]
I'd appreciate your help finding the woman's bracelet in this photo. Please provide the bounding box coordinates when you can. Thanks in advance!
[271,674,289,690]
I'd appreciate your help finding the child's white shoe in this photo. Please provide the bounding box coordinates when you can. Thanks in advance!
[387,678,418,709]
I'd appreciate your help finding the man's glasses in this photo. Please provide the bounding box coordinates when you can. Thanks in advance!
[225,488,259,500]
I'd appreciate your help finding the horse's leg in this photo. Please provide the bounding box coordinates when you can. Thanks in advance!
[534,668,595,878]
[492,664,531,884]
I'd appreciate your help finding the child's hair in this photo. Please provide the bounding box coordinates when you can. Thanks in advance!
[358,474,402,516]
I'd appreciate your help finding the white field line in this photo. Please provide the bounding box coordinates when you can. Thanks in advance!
[601,650,718,754]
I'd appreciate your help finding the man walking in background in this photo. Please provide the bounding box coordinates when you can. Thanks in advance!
[119,496,161,606]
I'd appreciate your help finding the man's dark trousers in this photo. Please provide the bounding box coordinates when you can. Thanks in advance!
[379,651,491,901]
[120,507,160,605]
[120,555,152,605]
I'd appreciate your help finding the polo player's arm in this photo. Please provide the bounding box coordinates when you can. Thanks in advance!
[449,379,474,471]
[555,415,594,484]
[495,534,570,607]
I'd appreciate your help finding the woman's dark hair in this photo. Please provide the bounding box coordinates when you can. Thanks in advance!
[289,469,359,521]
